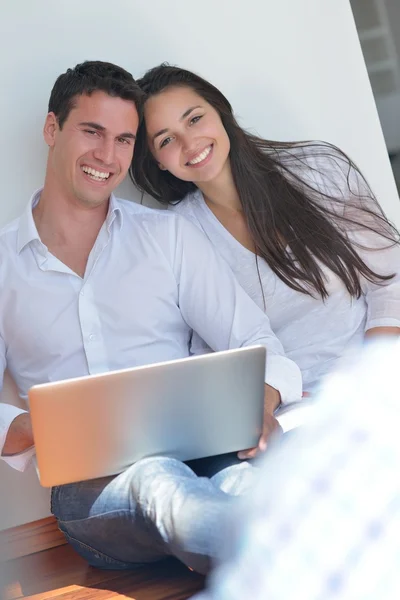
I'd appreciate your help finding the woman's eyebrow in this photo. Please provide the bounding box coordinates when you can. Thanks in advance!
[152,106,202,143]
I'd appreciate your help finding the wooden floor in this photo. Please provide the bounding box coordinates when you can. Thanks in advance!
[1,540,205,600]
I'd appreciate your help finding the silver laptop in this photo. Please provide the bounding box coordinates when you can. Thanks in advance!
[29,346,266,487]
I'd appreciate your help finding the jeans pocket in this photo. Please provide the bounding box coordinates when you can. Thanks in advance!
[58,521,135,570]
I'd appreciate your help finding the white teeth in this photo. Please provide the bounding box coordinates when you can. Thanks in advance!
[188,146,212,165]
[82,166,110,180]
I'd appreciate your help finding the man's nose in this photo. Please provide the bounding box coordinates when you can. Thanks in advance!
[93,138,115,165]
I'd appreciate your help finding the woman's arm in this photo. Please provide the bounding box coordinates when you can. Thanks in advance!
[333,153,400,337]
[365,326,400,339]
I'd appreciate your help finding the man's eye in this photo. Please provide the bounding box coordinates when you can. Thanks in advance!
[118,137,130,145]
[84,129,99,136]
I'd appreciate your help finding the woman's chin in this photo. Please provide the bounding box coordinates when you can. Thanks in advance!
[185,166,226,186]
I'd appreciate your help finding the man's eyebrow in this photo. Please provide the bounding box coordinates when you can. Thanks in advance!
[152,106,202,143]
[79,121,105,131]
[118,132,136,140]
[79,122,136,140]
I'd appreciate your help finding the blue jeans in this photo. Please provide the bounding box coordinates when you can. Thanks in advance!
[51,454,254,574]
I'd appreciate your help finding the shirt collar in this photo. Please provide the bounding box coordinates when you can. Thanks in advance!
[17,189,123,254]
[107,193,123,231]
[17,188,42,254]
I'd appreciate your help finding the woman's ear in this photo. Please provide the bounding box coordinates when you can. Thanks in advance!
[158,163,167,171]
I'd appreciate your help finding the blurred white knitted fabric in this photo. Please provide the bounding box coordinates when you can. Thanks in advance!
[195,339,400,600]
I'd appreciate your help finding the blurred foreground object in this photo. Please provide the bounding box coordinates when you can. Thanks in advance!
[196,339,400,600]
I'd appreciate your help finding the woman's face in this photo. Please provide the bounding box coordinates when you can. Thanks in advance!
[144,85,231,185]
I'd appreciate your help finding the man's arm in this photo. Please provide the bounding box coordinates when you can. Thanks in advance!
[0,333,35,470]
[1,402,35,471]
[2,412,34,456]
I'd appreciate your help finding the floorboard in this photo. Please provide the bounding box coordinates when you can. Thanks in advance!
[0,543,204,600]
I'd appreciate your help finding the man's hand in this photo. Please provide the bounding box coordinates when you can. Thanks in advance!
[238,384,282,460]
[2,413,34,456]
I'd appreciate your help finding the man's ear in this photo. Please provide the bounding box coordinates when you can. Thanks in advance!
[43,112,59,147]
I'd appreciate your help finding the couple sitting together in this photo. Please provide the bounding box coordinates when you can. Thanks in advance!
[1,60,399,574]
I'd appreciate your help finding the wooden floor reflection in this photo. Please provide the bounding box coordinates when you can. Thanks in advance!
[0,543,204,600]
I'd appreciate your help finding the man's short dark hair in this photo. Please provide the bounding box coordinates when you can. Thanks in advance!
[48,60,144,128]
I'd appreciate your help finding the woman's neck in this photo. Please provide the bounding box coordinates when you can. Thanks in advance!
[197,160,242,212]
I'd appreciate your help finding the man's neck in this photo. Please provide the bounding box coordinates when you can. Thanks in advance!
[33,183,110,278]
[35,184,109,241]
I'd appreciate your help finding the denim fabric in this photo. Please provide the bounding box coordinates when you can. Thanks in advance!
[51,455,254,574]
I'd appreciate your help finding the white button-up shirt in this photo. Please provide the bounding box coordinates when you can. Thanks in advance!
[170,150,400,392]
[0,190,302,471]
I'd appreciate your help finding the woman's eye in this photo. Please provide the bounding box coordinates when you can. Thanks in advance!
[190,115,202,125]
[160,137,172,148]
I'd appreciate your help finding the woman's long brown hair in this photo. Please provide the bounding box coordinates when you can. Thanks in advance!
[130,64,399,299]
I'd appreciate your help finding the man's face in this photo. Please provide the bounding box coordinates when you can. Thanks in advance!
[44,91,139,208]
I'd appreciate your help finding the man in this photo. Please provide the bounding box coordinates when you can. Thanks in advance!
[0,61,302,574]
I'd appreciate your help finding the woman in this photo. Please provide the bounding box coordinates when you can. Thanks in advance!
[130,64,400,395]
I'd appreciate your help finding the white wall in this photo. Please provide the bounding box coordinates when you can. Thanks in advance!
[1,0,399,531]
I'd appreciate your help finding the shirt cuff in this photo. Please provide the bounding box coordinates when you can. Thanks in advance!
[2,445,35,471]
[265,354,303,405]
[365,317,400,330]
[0,404,34,472]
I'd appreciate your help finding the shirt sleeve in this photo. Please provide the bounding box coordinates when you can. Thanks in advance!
[343,168,400,331]
[171,215,303,404]
[0,335,33,471]
[288,144,400,331]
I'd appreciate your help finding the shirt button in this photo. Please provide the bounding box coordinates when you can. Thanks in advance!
[89,334,96,341]
[80,290,85,296]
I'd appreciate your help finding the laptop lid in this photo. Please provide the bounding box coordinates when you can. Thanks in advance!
[29,345,266,487]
